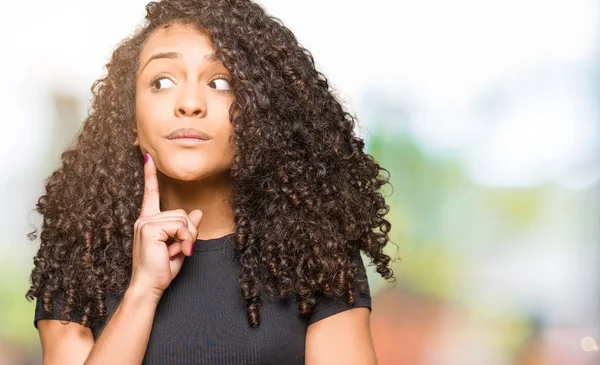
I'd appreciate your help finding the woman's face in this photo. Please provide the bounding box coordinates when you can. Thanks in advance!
[134,23,235,182]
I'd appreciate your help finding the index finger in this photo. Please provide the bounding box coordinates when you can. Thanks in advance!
[141,153,161,216]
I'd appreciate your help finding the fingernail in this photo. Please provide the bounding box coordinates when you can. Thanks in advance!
[190,243,195,256]
[170,254,177,260]
[144,154,149,164]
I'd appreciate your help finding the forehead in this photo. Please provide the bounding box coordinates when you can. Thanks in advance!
[139,24,215,62]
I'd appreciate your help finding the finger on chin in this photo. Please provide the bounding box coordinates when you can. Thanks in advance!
[141,153,161,216]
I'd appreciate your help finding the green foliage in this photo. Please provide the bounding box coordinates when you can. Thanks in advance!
[365,128,544,302]
[0,260,38,349]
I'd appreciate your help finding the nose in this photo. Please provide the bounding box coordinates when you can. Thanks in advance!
[175,84,206,118]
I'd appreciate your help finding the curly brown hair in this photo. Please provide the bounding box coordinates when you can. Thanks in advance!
[26,0,394,329]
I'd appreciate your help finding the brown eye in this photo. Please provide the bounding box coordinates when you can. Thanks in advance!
[152,77,175,90]
[209,77,231,91]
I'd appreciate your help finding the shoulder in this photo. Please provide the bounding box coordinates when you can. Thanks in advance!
[37,318,95,364]
[304,251,376,364]
[34,291,122,340]
[305,307,377,364]
[307,250,371,326]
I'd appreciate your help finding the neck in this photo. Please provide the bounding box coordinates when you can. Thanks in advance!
[157,170,235,240]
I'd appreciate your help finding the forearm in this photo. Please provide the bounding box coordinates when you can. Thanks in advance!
[84,286,160,365]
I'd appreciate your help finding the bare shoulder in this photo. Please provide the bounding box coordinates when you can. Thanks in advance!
[38,319,94,365]
[305,308,377,365]
[307,307,371,332]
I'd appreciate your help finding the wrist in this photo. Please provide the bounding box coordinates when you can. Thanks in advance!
[126,282,163,306]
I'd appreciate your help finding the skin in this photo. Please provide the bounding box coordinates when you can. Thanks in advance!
[37,24,378,365]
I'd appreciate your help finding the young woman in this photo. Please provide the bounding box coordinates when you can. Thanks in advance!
[26,0,394,363]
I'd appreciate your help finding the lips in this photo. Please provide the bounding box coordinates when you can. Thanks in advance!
[166,128,210,140]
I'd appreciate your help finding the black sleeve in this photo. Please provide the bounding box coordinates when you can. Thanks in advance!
[307,251,372,326]
[33,292,85,329]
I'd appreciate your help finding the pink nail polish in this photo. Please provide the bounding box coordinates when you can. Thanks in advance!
[190,243,195,256]
[170,255,177,260]
[144,154,149,164]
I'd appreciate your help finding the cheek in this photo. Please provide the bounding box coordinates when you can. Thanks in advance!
[211,125,235,167]
[135,94,169,136]
[220,122,235,153]
[213,99,235,151]
[224,123,238,158]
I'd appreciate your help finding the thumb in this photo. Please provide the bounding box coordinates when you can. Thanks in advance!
[188,209,203,230]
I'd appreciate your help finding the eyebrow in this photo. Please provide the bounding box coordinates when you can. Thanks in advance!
[139,52,222,74]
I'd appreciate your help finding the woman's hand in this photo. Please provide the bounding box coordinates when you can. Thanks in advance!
[129,153,203,301]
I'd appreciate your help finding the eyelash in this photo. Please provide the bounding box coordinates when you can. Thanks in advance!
[149,73,171,92]
[209,74,232,92]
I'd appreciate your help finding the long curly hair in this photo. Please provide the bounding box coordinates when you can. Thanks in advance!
[26,0,394,328]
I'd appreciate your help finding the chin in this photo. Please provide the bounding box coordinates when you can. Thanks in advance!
[166,166,208,182]
[156,151,231,182]
[173,172,205,182]
[154,155,200,180]
[164,163,230,183]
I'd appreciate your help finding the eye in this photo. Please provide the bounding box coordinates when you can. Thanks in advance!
[209,77,231,91]
[151,76,175,91]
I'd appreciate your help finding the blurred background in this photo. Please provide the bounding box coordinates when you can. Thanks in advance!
[1,0,598,364]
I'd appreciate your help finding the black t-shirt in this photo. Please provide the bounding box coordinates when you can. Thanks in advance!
[34,234,371,364]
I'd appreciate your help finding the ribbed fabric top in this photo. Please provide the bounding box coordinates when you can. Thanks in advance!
[34,234,371,364]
